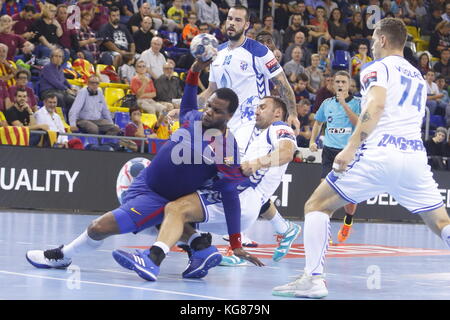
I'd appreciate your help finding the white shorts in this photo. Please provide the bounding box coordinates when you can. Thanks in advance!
[196,187,264,235]
[326,146,444,214]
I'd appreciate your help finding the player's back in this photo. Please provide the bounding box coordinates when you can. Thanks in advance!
[360,55,426,149]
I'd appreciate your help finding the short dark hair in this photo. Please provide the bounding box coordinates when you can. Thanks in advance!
[15,87,28,97]
[374,17,407,50]
[129,105,143,116]
[15,69,30,80]
[298,73,309,82]
[23,4,36,13]
[263,96,288,121]
[214,88,239,115]
[255,30,273,42]
[44,92,58,101]
[230,5,249,21]
[109,6,120,15]
[334,70,351,80]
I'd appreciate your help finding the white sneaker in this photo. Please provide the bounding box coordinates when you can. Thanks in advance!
[272,274,328,299]
[26,245,72,269]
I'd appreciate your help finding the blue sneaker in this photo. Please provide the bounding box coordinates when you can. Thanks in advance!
[112,249,159,281]
[272,222,301,262]
[182,246,222,278]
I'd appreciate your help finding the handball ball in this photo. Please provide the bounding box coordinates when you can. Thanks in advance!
[116,157,151,204]
[190,33,219,62]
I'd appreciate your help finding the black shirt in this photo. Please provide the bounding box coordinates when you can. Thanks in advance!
[5,106,30,126]
[127,13,143,33]
[133,29,153,54]
[98,23,134,51]
[31,19,60,45]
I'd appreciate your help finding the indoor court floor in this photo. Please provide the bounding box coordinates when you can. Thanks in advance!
[1,209,450,300]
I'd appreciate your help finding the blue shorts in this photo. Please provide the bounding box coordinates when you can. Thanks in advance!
[112,173,168,234]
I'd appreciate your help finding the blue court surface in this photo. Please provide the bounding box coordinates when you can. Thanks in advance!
[1,209,450,300]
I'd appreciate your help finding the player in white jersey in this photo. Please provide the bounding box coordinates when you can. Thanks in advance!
[200,5,299,155]
[273,18,450,299]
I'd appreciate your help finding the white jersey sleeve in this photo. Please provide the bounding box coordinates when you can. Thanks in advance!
[267,121,297,149]
[255,49,283,80]
[360,60,389,93]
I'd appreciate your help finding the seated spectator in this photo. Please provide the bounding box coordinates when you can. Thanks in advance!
[125,106,158,152]
[133,16,155,55]
[349,78,361,97]
[0,15,34,61]
[1,0,21,16]
[118,55,136,84]
[69,75,120,135]
[422,5,443,36]
[312,73,334,112]
[140,37,166,80]
[155,62,183,109]
[4,88,49,145]
[30,3,66,62]
[9,70,37,112]
[296,98,314,147]
[417,51,432,75]
[405,0,427,27]
[262,15,282,50]
[347,11,371,54]
[34,93,69,148]
[327,8,351,55]
[0,43,17,88]
[283,13,309,51]
[12,4,36,41]
[305,53,324,93]
[39,48,77,118]
[351,43,372,77]
[284,31,311,67]
[425,70,447,116]
[182,12,200,46]
[433,48,450,83]
[196,0,220,32]
[56,4,82,61]
[127,2,151,33]
[131,60,168,115]
[167,0,185,30]
[424,126,447,169]
[307,6,331,52]
[322,0,338,19]
[77,11,100,64]
[317,43,331,74]
[98,6,136,69]
[429,20,450,59]
[79,0,109,32]
[284,46,306,85]
[293,73,311,102]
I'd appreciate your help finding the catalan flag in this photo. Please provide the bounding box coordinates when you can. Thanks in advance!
[0,60,17,88]
[0,126,29,146]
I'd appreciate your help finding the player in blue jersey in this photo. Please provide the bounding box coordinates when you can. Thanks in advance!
[26,60,262,280]
[309,70,361,243]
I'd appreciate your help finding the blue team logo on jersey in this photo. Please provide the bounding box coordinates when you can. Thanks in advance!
[240,96,258,121]
[240,61,248,71]
[327,115,333,123]
[223,55,232,65]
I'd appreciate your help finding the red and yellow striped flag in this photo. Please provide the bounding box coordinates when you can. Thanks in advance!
[0,126,30,146]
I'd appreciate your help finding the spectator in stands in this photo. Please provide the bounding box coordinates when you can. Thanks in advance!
[284,46,306,85]
[312,73,334,112]
[140,36,166,80]
[125,105,160,152]
[133,16,155,55]
[80,0,109,32]
[69,74,120,135]
[56,4,82,61]
[182,12,200,46]
[405,0,427,26]
[433,48,450,82]
[442,3,450,22]
[283,13,309,51]
[426,70,447,116]
[327,8,351,55]
[322,0,338,19]
[0,15,34,61]
[349,78,361,97]
[155,62,183,109]
[424,126,447,169]
[293,73,311,102]
[423,5,444,36]
[351,43,372,77]
[34,93,69,148]
[167,0,185,30]
[30,3,65,62]
[262,15,282,50]
[317,43,331,74]
[305,0,326,16]
[266,0,290,30]
[118,54,136,84]
[307,6,331,52]
[128,2,151,33]
[131,59,168,115]
[417,51,432,75]
[436,75,450,106]
[296,98,313,147]
[305,53,324,93]
[284,31,311,67]
[9,70,37,112]
[1,0,21,16]
[98,6,135,69]
[39,48,76,117]
[0,80,11,113]
[347,11,371,54]
[4,88,49,145]
[0,43,17,89]
[77,12,100,64]
[196,0,220,31]
[12,4,36,41]
[429,20,450,59]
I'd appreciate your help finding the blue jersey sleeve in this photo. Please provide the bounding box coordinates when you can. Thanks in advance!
[180,83,201,124]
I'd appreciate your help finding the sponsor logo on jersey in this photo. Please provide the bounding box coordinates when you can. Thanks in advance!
[265,58,280,73]
[327,127,352,134]
[276,128,295,140]
[362,71,377,89]
[240,61,248,71]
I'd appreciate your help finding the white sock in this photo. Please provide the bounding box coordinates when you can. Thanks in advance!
[441,225,450,249]
[304,211,330,276]
[153,241,170,255]
[187,232,202,247]
[270,210,290,234]
[62,230,103,258]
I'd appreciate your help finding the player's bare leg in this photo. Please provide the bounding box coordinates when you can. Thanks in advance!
[26,212,121,269]
[273,180,349,298]
[419,206,450,248]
